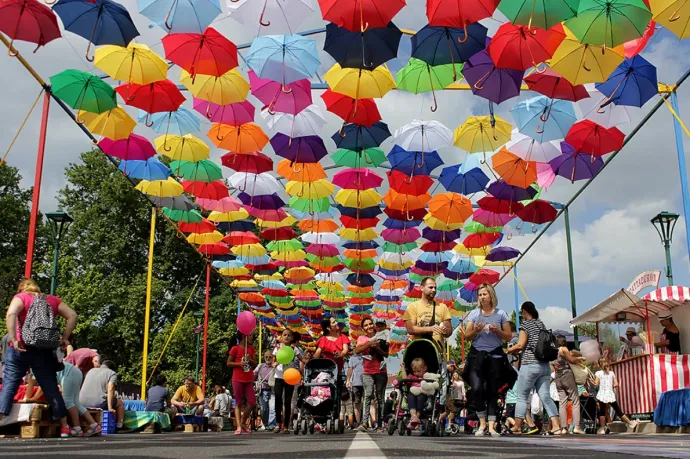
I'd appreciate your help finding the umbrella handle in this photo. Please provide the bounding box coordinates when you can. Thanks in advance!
[44,0,56,4]
[535,122,545,134]
[473,69,491,91]
[590,154,596,164]
[259,0,271,26]
[582,48,591,72]
[430,82,438,113]
[363,149,374,165]
[535,62,548,74]
[7,38,18,57]
[164,0,179,30]
[281,84,293,94]
[338,123,347,138]
[216,128,224,141]
[457,22,469,44]
[145,113,154,128]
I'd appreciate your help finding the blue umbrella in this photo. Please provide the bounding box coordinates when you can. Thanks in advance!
[596,55,658,108]
[289,208,338,220]
[337,205,382,219]
[343,241,380,250]
[383,218,423,230]
[511,95,576,143]
[418,251,454,264]
[458,287,477,303]
[53,0,139,60]
[411,23,487,67]
[387,145,444,176]
[138,0,221,33]
[378,267,411,277]
[225,220,256,232]
[118,157,170,180]
[213,260,244,269]
[439,164,490,195]
[448,258,477,274]
[486,180,537,202]
[140,107,201,136]
[261,280,287,290]
[237,254,271,265]
[245,34,320,85]
[332,122,391,152]
[324,22,402,69]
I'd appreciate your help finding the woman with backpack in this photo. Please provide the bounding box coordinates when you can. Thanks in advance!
[0,279,77,437]
[506,302,563,435]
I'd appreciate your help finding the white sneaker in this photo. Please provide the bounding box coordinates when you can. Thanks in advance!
[258,426,266,431]
[628,420,639,431]
[597,428,606,435]
[475,428,486,436]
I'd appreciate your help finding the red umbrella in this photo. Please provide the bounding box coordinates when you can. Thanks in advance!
[162,27,238,80]
[179,218,216,233]
[383,206,427,221]
[0,0,61,53]
[182,179,229,199]
[115,80,185,125]
[420,241,456,252]
[469,268,499,285]
[426,0,499,28]
[488,23,565,72]
[194,99,255,126]
[564,120,625,157]
[221,151,274,173]
[388,170,434,196]
[247,207,288,221]
[260,227,297,241]
[340,216,378,229]
[318,0,406,32]
[223,231,261,246]
[305,244,340,257]
[516,200,557,224]
[463,232,501,248]
[198,242,230,256]
[320,89,382,127]
[524,69,589,101]
[98,133,155,161]
[477,196,525,214]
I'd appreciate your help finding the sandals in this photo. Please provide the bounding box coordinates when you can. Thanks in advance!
[509,428,522,436]
[546,429,563,436]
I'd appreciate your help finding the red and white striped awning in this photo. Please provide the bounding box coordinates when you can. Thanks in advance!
[643,286,690,306]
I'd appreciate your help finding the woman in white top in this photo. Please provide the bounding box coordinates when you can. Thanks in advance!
[594,359,638,434]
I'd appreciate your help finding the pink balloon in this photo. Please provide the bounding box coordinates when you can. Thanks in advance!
[237,311,256,335]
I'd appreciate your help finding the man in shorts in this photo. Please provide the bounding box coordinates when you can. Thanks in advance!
[346,353,364,428]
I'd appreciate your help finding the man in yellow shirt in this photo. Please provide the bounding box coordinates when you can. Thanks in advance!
[403,277,452,348]
[171,376,206,415]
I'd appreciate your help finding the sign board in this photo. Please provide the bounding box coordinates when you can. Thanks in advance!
[626,270,662,295]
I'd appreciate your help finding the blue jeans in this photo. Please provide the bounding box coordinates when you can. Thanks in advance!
[515,363,558,420]
[0,347,67,420]
[260,389,276,428]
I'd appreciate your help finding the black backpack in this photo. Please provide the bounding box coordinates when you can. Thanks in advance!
[21,294,61,350]
[534,328,559,362]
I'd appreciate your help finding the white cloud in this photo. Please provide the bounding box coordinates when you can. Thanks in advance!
[540,306,575,331]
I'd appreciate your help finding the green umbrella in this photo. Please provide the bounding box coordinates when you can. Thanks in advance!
[267,239,303,251]
[438,280,463,291]
[331,148,387,168]
[289,197,331,213]
[296,299,321,307]
[344,258,376,271]
[463,222,504,234]
[520,184,543,204]
[396,58,463,112]
[50,69,117,116]
[349,291,374,298]
[306,254,342,267]
[381,241,417,252]
[162,208,202,223]
[564,0,652,47]
[170,159,222,182]
[498,0,579,30]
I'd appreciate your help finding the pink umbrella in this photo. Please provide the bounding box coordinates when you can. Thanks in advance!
[305,244,340,257]
[247,207,288,221]
[333,168,384,190]
[381,228,421,244]
[99,133,156,161]
[276,260,310,268]
[536,162,556,189]
[248,70,312,115]
[472,209,515,227]
[193,98,255,125]
[195,196,243,212]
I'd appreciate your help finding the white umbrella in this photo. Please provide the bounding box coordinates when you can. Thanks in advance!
[260,104,326,137]
[228,172,281,195]
[393,120,454,152]
[378,251,415,264]
[301,232,340,244]
[578,86,631,128]
[227,0,315,35]
[506,130,561,163]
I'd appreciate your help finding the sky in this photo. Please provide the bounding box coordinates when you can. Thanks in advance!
[3,1,690,336]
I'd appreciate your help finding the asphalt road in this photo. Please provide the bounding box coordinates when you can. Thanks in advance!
[0,431,689,458]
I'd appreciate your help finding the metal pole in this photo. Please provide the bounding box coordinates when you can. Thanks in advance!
[201,263,211,391]
[670,92,690,270]
[514,264,520,329]
[564,206,579,349]
[24,92,51,279]
[664,241,674,286]
[141,207,156,401]
[50,236,60,295]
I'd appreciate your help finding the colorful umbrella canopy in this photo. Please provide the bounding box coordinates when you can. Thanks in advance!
[323,64,396,99]
[196,196,242,213]
[333,122,391,151]
[454,115,512,154]
[183,179,229,199]
[99,133,156,161]
[321,90,382,126]
[565,120,625,156]
[156,134,210,161]
[462,40,524,105]
[162,27,238,79]
[136,177,184,197]
[387,170,434,195]
[511,96,577,143]
[335,189,382,208]
[115,81,185,119]
[95,43,168,84]
[271,134,328,163]
[488,23,564,71]
[595,55,658,108]
[506,131,561,163]
[393,120,453,153]
[332,148,388,168]
[0,0,61,52]
[261,105,327,137]
[227,0,315,35]
[439,164,490,195]
[245,34,320,85]
[324,22,402,69]
[428,192,473,224]
[119,157,170,180]
[50,69,117,115]
[229,172,281,195]
[221,152,274,174]
[491,148,537,188]
[170,159,222,182]
[181,69,250,105]
[80,106,136,140]
[524,69,589,102]
[138,0,222,34]
[285,180,334,199]
[411,23,488,69]
[550,141,605,182]
[193,99,255,125]
[426,0,499,28]
[565,0,652,47]
[396,58,464,110]
[249,71,312,114]
[387,146,444,175]
[333,169,384,190]
[516,199,558,224]
[208,123,269,153]
[144,107,200,138]
[318,0,405,31]
[651,0,690,39]
[498,0,578,29]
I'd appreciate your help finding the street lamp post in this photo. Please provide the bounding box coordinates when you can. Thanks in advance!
[45,210,73,295]
[651,211,680,286]
[193,310,204,382]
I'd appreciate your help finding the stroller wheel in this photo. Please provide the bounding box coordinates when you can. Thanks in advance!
[326,419,333,434]
[301,419,308,435]
[337,419,345,434]
[406,428,412,436]
[398,420,405,436]
[388,421,396,436]
[293,419,299,435]
[309,422,315,435]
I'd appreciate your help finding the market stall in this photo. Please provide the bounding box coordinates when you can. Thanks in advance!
[571,286,690,418]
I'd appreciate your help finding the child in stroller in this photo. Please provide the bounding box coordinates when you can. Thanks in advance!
[388,339,443,436]
[293,358,344,435]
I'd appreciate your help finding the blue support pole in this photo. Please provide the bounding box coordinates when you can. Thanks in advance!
[670,92,690,271]
[514,264,520,329]
[237,295,241,316]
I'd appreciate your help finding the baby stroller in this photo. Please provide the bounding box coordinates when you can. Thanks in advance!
[388,339,443,437]
[580,379,599,434]
[293,358,344,435]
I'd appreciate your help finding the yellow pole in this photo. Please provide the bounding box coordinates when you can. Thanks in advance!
[141,207,156,401]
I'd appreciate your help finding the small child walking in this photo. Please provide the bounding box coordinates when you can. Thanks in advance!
[594,358,639,434]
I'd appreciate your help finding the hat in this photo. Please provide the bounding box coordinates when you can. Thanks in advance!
[625,327,636,334]
[659,311,673,320]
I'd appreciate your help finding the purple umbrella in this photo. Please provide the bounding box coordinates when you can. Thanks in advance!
[550,142,604,183]
[443,270,471,281]
[486,246,520,262]
[463,38,524,105]
[422,228,461,242]
[193,99,255,125]
[381,228,421,244]
[270,134,328,163]
[486,180,538,202]
[415,260,449,271]
[237,192,285,210]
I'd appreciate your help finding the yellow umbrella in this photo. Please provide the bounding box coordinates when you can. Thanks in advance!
[231,279,258,288]
[135,178,183,197]
[271,250,307,261]
[256,216,297,229]
[338,227,378,241]
[180,69,249,105]
[334,189,382,208]
[454,115,512,154]
[423,214,464,231]
[324,63,396,99]
[650,0,690,39]
[379,259,414,270]
[255,273,283,281]
[317,281,344,292]
[549,26,625,85]
[156,134,210,162]
[208,209,250,222]
[285,179,334,199]
[231,244,268,257]
[79,106,136,140]
[454,243,491,257]
[220,267,249,277]
[187,231,224,245]
[94,43,168,85]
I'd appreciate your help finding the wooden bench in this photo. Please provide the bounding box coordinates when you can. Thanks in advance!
[0,404,60,439]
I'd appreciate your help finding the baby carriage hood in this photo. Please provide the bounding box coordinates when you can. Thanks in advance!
[403,338,442,376]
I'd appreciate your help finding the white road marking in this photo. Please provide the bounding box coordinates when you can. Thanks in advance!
[345,432,387,458]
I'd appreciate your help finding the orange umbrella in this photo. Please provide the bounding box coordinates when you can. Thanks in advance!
[347,285,374,293]
[382,189,432,211]
[381,280,408,289]
[342,249,378,259]
[491,147,537,188]
[284,267,316,280]
[277,159,327,182]
[207,123,268,153]
[298,219,340,232]
[428,192,473,225]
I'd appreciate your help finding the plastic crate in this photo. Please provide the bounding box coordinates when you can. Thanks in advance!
[101,410,116,435]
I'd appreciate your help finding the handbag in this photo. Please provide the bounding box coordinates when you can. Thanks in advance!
[570,363,589,386]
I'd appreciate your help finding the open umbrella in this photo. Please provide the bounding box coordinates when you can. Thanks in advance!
[0,0,61,53]
[196,196,242,212]
[396,58,463,111]
[488,23,564,71]
[462,40,524,105]
[332,147,387,168]
[426,0,499,28]
[136,178,184,197]
[439,164,490,195]
[428,192,473,225]
[193,99,254,125]
[183,179,229,199]
[332,122,391,151]
[323,64,396,100]
[318,0,405,32]
[565,0,652,47]
[162,27,238,80]
[50,69,117,116]
[387,170,433,195]
[116,81,185,124]
[334,169,384,190]
[208,123,269,153]
[95,43,168,85]
[650,0,689,39]
[245,34,320,86]
[463,232,501,249]
[393,120,453,155]
[170,159,222,182]
[498,0,578,30]
[324,22,402,69]
[156,134,210,161]
[99,133,156,161]
[550,141,604,182]
[227,0,314,35]
[181,69,250,106]
[565,120,625,156]
[79,106,136,140]
[579,88,631,128]
[249,71,312,114]
[491,148,537,188]
[119,157,171,180]
[286,180,334,199]
[595,55,658,108]
[486,179,537,202]
[271,134,328,163]
[516,199,557,224]
[138,0,222,33]
[387,146,444,175]
[277,160,326,181]
[511,96,576,143]
[229,172,281,194]
[335,189,382,208]
[411,23,488,68]
[454,115,512,156]
[524,68,589,101]
[321,90,382,126]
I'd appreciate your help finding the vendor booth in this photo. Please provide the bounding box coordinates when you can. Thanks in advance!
[571,286,690,418]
